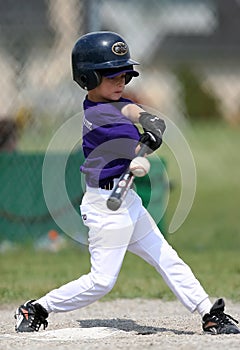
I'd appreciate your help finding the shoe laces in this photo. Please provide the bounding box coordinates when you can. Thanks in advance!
[29,314,48,331]
[212,310,239,326]
[28,304,48,331]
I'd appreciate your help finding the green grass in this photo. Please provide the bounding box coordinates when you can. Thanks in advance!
[171,123,239,242]
[1,245,239,304]
[1,121,240,304]
[0,244,90,304]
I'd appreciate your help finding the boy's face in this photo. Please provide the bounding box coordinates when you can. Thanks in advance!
[88,73,126,102]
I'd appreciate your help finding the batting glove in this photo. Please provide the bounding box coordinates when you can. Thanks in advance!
[139,131,161,153]
[139,112,166,152]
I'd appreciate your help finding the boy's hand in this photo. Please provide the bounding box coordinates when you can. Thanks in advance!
[121,105,166,136]
[138,112,166,152]
[139,112,166,137]
[121,105,166,153]
[138,131,162,153]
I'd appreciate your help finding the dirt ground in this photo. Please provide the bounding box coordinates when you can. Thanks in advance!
[0,298,240,350]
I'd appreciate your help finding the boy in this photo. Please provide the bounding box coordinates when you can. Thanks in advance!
[15,31,239,335]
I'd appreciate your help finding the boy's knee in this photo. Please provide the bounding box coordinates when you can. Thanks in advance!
[92,274,116,295]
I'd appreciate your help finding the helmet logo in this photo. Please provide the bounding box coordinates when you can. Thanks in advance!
[112,42,128,56]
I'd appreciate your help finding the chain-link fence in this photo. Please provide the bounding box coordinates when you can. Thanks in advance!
[1,0,240,149]
[0,0,240,244]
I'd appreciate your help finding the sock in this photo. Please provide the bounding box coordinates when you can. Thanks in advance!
[197,298,212,318]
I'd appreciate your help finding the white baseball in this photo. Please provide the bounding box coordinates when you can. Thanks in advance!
[129,157,150,177]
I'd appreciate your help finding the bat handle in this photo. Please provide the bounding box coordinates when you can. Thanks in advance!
[135,142,150,157]
[106,142,150,211]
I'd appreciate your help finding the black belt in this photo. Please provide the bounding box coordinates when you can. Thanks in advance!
[100,179,114,190]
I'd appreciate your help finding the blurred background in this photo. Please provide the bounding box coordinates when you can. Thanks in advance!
[0,0,240,250]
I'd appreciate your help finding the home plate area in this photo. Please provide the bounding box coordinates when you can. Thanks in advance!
[3,327,121,342]
[37,327,121,340]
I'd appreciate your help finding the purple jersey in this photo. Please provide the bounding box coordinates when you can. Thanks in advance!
[80,97,141,187]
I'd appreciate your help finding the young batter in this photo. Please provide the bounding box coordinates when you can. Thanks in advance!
[15,31,239,335]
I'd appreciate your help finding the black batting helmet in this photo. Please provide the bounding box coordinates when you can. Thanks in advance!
[72,31,139,90]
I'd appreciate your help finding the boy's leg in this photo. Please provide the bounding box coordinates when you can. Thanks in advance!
[15,243,128,332]
[127,205,240,334]
[128,207,209,313]
[36,243,128,313]
[36,188,139,313]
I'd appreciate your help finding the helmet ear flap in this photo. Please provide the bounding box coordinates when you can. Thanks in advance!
[74,70,102,90]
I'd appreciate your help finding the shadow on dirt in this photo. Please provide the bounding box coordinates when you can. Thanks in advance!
[77,318,195,335]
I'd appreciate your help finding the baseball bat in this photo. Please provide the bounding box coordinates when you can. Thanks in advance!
[106,143,149,211]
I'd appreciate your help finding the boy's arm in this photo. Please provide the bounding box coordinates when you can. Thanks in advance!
[121,104,146,123]
[121,104,166,153]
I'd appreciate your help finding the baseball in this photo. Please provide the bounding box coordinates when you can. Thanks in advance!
[129,156,150,177]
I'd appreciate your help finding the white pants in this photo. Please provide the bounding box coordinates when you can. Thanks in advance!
[37,187,208,313]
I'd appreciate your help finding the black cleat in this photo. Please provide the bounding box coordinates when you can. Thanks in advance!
[15,300,48,332]
[202,298,240,334]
